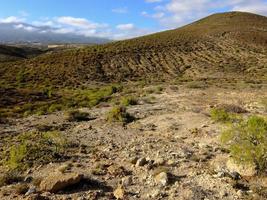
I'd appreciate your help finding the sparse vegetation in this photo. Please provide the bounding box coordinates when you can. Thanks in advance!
[106,106,135,124]
[186,81,207,89]
[120,96,138,106]
[0,84,122,118]
[65,110,91,122]
[221,116,267,172]
[3,131,68,171]
[210,108,231,123]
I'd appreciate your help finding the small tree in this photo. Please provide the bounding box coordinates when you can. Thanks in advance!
[221,116,267,172]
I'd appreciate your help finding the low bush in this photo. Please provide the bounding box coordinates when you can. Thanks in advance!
[5,131,67,171]
[221,116,267,172]
[106,106,135,124]
[65,110,90,122]
[216,104,247,114]
[210,108,231,123]
[120,96,138,106]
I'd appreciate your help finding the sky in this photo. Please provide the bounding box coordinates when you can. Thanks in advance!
[1,0,267,40]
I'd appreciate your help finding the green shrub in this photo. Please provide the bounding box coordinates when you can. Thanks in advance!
[48,104,63,113]
[65,110,90,122]
[5,131,67,171]
[42,87,53,98]
[210,108,231,123]
[106,106,134,124]
[221,116,267,172]
[120,96,138,106]
[8,143,27,170]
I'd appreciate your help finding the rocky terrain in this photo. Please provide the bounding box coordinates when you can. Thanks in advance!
[0,10,267,200]
[0,83,266,200]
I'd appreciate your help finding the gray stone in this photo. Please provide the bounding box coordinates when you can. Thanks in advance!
[136,158,147,167]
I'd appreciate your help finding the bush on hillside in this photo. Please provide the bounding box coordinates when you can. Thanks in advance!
[106,106,135,124]
[221,116,267,172]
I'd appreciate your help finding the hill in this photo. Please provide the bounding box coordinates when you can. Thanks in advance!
[0,44,46,62]
[1,11,267,87]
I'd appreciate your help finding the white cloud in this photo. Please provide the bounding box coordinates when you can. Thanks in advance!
[116,23,135,31]
[0,16,25,23]
[151,0,267,28]
[232,1,267,15]
[14,24,38,32]
[112,7,128,14]
[114,23,155,39]
[142,11,165,19]
[0,15,154,40]
[32,20,55,27]
[56,16,107,29]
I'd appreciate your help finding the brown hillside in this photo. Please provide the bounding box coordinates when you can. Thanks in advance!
[1,11,267,87]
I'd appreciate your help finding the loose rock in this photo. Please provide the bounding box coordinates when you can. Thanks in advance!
[154,172,169,186]
[136,158,147,167]
[113,184,125,199]
[40,172,83,193]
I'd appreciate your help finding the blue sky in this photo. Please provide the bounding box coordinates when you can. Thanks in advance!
[1,0,267,39]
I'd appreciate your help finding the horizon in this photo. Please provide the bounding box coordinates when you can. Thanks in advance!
[1,0,267,40]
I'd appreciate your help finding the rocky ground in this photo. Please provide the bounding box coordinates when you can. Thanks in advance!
[0,84,266,200]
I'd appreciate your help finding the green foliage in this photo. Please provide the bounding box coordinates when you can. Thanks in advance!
[2,84,123,118]
[65,110,90,122]
[6,131,67,171]
[210,108,231,123]
[106,106,134,124]
[16,69,27,85]
[120,96,138,106]
[67,85,122,108]
[48,104,63,113]
[221,116,267,172]
[8,143,27,170]
[42,87,53,98]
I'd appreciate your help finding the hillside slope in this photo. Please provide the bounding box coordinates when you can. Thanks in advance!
[1,11,267,87]
[0,45,46,62]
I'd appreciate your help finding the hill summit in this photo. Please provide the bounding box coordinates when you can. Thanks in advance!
[1,11,267,87]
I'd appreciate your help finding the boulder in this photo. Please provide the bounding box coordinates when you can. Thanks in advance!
[39,172,83,193]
